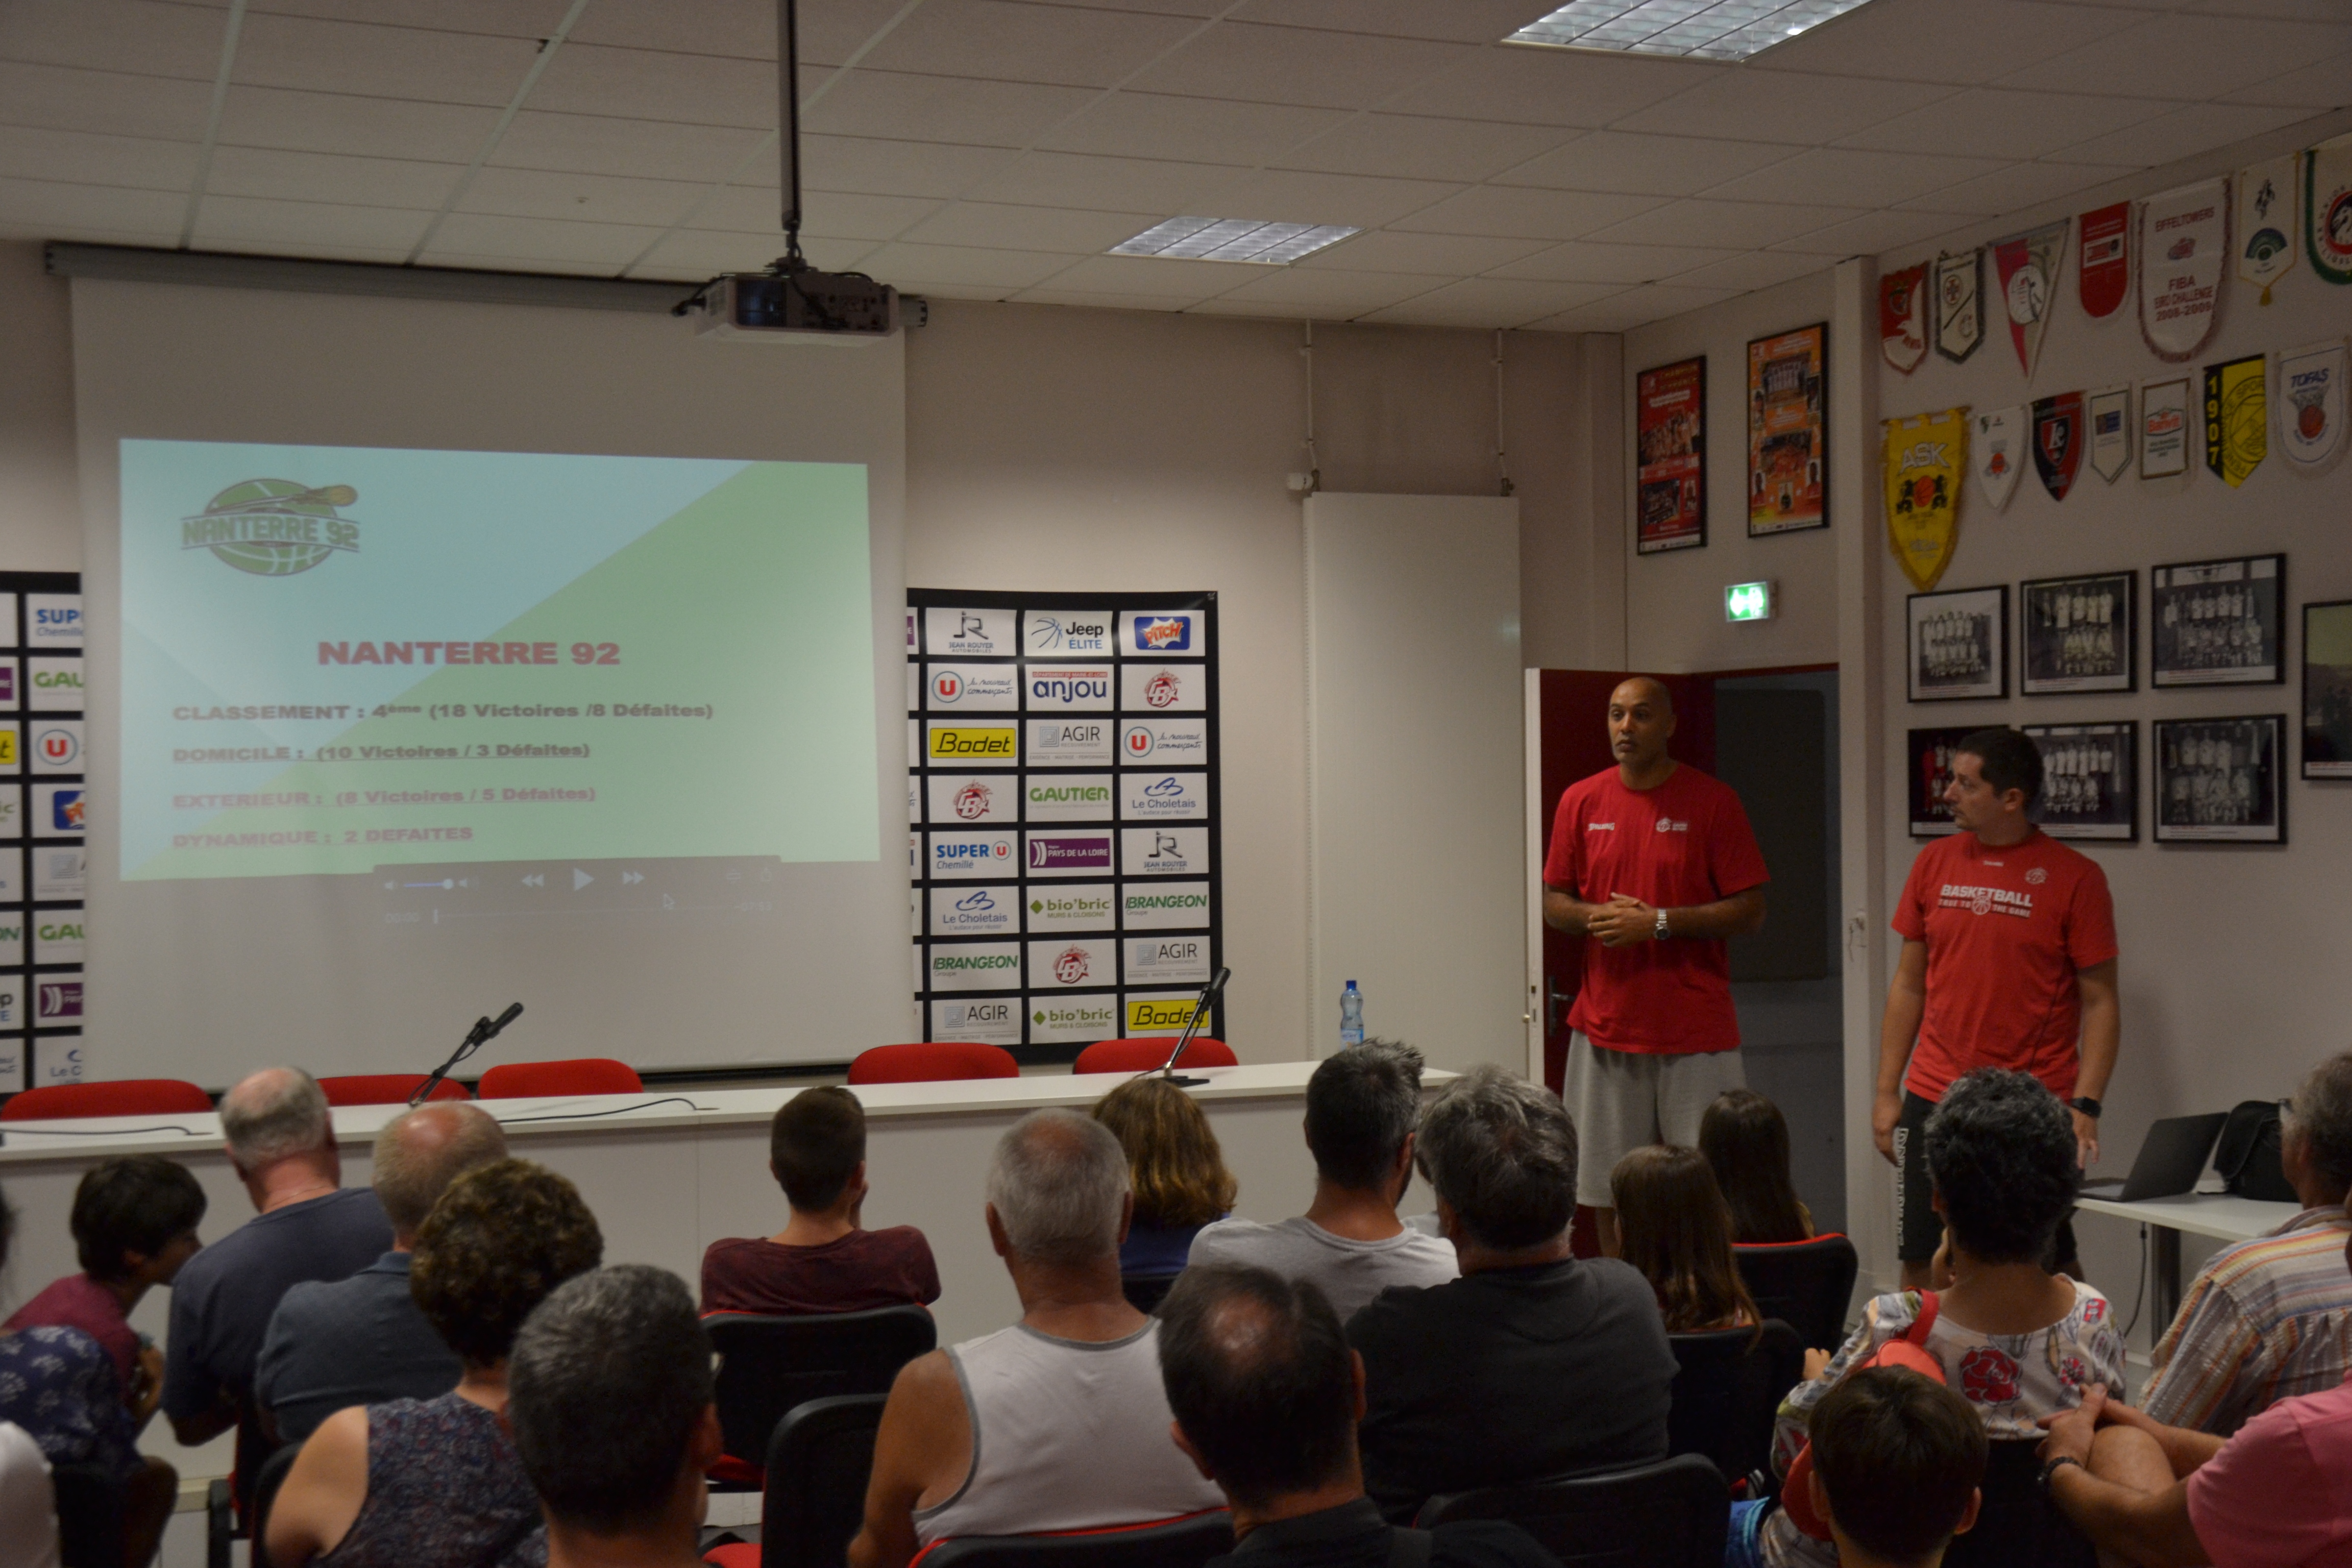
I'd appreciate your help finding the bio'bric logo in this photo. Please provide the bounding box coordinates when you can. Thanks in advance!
[181,479,361,576]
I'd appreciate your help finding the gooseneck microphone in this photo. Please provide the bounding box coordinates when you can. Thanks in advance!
[410,1002,524,1105]
[1155,967,1232,1088]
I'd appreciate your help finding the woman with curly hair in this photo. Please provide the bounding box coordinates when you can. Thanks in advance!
[266,1159,604,1567]
[1091,1076,1237,1278]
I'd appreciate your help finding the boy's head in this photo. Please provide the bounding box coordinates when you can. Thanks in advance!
[72,1157,207,1285]
[1808,1367,1987,1568]
[770,1086,866,1213]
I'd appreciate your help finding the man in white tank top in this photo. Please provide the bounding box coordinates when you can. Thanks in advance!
[850,1110,1224,1568]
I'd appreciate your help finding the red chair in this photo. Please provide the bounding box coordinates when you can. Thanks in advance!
[847,1043,1019,1085]
[315,1073,471,1107]
[1073,1039,1236,1075]
[475,1058,644,1098]
[1,1079,213,1120]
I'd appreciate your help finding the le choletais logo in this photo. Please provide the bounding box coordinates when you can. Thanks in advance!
[182,479,361,576]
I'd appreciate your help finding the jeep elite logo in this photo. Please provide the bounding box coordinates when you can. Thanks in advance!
[182,480,361,576]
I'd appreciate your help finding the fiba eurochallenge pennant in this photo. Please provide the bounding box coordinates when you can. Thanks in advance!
[1973,405,2024,511]
[2078,203,2129,318]
[2032,393,2084,501]
[1934,249,1984,363]
[1882,407,1967,592]
[1882,264,1928,374]
[1992,220,2069,377]
[2204,354,2267,487]
[2308,133,2352,286]
[2140,178,2229,361]
[2088,385,2130,483]
[2239,154,2298,304]
[2275,338,2348,477]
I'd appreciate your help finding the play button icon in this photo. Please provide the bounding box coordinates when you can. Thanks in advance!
[572,868,594,891]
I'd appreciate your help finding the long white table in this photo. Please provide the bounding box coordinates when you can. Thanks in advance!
[2075,1191,2303,1330]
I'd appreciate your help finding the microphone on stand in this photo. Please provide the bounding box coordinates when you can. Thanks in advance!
[1154,967,1231,1088]
[410,1001,524,1106]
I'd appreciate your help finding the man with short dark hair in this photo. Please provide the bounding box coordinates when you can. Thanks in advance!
[1347,1065,1675,1523]
[6,1155,206,1408]
[700,1085,940,1315]
[1187,1041,1456,1319]
[1761,1368,1984,1568]
[1157,1263,1555,1568]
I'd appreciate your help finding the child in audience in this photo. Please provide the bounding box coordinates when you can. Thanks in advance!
[1761,1366,1986,1568]
[1701,1089,1815,1244]
[1609,1145,1759,1332]
[1092,1075,1236,1277]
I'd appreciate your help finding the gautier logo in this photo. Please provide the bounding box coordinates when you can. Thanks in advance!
[929,726,1017,759]
[182,480,361,576]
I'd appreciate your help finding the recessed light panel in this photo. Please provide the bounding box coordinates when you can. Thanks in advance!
[1109,218,1359,265]
[1507,0,1876,61]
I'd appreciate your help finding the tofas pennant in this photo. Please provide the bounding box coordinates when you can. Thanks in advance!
[1973,405,2024,511]
[2308,132,2352,286]
[1992,220,2069,377]
[1883,407,1967,592]
[1934,249,1983,363]
[2203,354,2267,487]
[2032,393,2084,501]
[2239,154,2298,304]
[2078,202,2129,318]
[2274,338,2347,477]
[1882,264,1928,374]
[2141,178,2229,361]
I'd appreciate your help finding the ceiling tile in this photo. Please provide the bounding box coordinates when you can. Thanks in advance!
[571,0,776,59]
[191,194,435,251]
[2219,49,2352,106]
[1272,113,1574,183]
[1189,168,1464,227]
[1748,0,2147,85]
[1015,287,1208,310]
[802,135,1026,199]
[1612,70,1945,144]
[1358,274,1623,327]
[1893,159,2139,213]
[459,165,705,228]
[1030,252,1266,297]
[1701,146,2013,207]
[1019,0,1224,14]
[1662,249,1830,292]
[1123,22,1474,111]
[2183,0,2352,18]
[1388,185,1670,239]
[2042,100,2316,166]
[0,0,229,82]
[528,42,781,128]
[249,1,576,39]
[860,1,1200,89]
[217,84,502,162]
[856,239,1081,288]
[1036,91,1348,164]
[1381,46,1724,128]
[0,175,185,237]
[632,228,872,277]
[1493,131,1801,196]
[1769,206,1971,255]
[0,62,212,141]
[900,200,1166,252]
[1834,87,2180,160]
[1997,13,2352,97]
[1293,229,1552,275]
[233,14,544,106]
[0,125,198,192]
[207,144,462,209]
[494,112,771,183]
[806,70,1102,145]
[1487,239,1743,282]
[1583,197,1870,248]
[963,150,1244,211]
[1529,283,1732,331]
[410,250,631,277]
[1207,263,1456,314]
[793,189,953,241]
[1229,0,1560,45]
[425,210,671,266]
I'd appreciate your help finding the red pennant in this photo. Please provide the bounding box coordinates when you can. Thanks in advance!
[2079,202,2128,318]
[1881,264,1928,374]
[2033,392,2084,500]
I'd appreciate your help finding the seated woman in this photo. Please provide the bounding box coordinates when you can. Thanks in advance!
[266,1159,604,1567]
[1728,1068,2126,1568]
[1608,1144,1759,1332]
[1699,1089,1815,1245]
[1091,1075,1236,1278]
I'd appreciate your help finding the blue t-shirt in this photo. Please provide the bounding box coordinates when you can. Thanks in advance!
[0,1324,138,1480]
[1120,1219,1213,1277]
[255,1251,462,1444]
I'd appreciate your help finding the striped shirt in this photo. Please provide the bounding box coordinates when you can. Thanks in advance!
[2141,1206,2352,1436]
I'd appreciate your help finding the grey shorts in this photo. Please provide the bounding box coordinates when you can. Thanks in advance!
[1563,1031,1746,1209]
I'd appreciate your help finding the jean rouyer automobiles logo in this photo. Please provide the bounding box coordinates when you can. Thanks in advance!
[183,480,361,576]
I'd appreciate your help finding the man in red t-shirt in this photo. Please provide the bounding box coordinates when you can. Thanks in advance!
[1542,677,1769,1256]
[1876,725,2120,1288]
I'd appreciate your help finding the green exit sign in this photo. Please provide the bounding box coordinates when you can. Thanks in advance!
[1725,581,1775,622]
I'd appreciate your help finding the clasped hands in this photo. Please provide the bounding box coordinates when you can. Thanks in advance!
[2036,1382,2146,1468]
[1584,893,1658,948]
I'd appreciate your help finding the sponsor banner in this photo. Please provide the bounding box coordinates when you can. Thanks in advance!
[905,607,916,651]
[2142,377,2193,478]
[1634,357,1707,551]
[1121,718,1208,765]
[924,606,1013,657]
[2275,339,2348,477]
[32,785,82,839]
[1024,830,1115,878]
[931,996,1022,1045]
[1024,775,1113,822]
[0,1040,20,1094]
[1992,219,2068,378]
[2307,132,2352,286]
[1027,719,1114,767]
[925,665,1020,710]
[927,774,1017,825]
[1027,992,1119,1044]
[1972,406,2024,511]
[927,941,1023,992]
[1122,992,1206,1037]
[1028,937,1115,991]
[2089,386,2131,483]
[0,660,14,709]
[1124,826,1208,877]
[1121,665,1205,713]
[1024,667,1113,711]
[926,830,1018,878]
[36,977,83,1026]
[35,1038,83,1086]
[34,910,83,966]
[1881,266,1928,375]
[2140,178,2228,362]
[1746,324,1827,535]
[1122,880,1211,930]
[0,721,19,775]
[1024,611,1114,655]
[1123,611,1203,658]
[905,662,920,712]
[2239,155,2299,303]
[906,718,920,768]
[0,917,20,965]
[0,980,16,1028]
[2032,392,2085,501]
[0,851,18,901]
[25,595,80,648]
[907,776,920,826]
[32,845,82,901]
[1125,934,1211,986]
[28,720,81,775]
[1934,249,1984,363]
[925,719,1019,768]
[929,884,1021,936]
[1026,884,1117,932]
[0,786,17,839]
[2204,354,2268,487]
[1881,407,1966,593]
[2078,202,2129,318]
[1121,771,1208,821]
[0,597,14,649]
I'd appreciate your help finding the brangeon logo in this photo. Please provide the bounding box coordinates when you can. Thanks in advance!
[182,480,361,576]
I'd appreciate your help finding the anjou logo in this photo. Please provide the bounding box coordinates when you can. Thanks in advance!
[182,480,361,577]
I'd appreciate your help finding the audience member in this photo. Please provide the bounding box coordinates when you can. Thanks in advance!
[5,1156,206,1406]
[1156,1263,1556,1568]
[700,1086,941,1316]
[1609,1144,1759,1332]
[508,1265,723,1568]
[254,1100,509,1443]
[851,1110,1222,1568]
[0,1417,60,1568]
[1348,1065,1676,1523]
[1753,1068,2124,1568]
[1188,1041,1457,1320]
[1094,1075,1239,1277]
[266,1157,604,1568]
[2139,1049,2352,1435]
[1701,1089,1815,1244]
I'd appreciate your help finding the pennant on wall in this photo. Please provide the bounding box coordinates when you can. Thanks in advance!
[2032,393,2084,500]
[2078,202,2129,318]
[1973,405,2024,511]
[1882,407,1967,592]
[2140,178,2229,361]
[2239,155,2299,304]
[2088,385,2130,483]
[2308,133,2352,286]
[1993,220,2069,377]
[2204,354,2267,487]
[1934,250,1984,363]
[1882,264,1928,374]
[2275,338,2348,477]
[2142,377,2192,479]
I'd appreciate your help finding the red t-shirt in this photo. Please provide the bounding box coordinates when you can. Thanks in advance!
[4,1273,138,1399]
[1542,764,1770,1055]
[699,1226,941,1317]
[1892,829,2118,1103]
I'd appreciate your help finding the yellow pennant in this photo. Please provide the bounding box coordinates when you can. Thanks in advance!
[1882,407,1968,592]
[2203,354,2267,487]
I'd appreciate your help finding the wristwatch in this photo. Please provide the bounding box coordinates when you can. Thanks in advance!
[2071,1096,2103,1118]
[2039,1455,2085,1494]
[1653,907,1671,941]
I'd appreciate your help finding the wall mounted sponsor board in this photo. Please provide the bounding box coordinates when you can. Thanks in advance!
[0,574,80,1093]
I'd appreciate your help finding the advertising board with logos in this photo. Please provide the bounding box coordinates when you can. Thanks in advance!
[908,590,1220,1062]
[0,574,85,1093]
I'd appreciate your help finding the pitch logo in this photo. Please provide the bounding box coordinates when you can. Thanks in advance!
[182,480,361,577]
[47,789,84,834]
[1138,617,1191,651]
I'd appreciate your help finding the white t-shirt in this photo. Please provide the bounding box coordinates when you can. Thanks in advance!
[1187,1215,1460,1322]
[0,1422,61,1568]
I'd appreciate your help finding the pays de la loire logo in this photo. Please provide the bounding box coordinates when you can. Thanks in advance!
[182,479,360,576]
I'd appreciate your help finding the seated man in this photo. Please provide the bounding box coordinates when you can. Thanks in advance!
[2139,1051,2352,1434]
[701,1086,940,1316]
[851,1110,1223,1568]
[1157,1262,1555,1568]
[1187,1041,1458,1320]
[255,1099,509,1442]
[508,1264,725,1568]
[1348,1064,1676,1523]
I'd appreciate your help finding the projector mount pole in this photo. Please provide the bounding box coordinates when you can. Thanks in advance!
[775,0,806,276]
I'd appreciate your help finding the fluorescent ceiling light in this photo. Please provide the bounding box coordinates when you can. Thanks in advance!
[1109,217,1359,265]
[1507,0,1875,60]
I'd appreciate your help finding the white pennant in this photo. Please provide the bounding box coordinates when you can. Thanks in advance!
[1974,405,2025,510]
[2275,338,2349,477]
[2088,385,2131,483]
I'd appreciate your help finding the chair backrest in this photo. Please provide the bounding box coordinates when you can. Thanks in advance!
[848,1042,1020,1085]
[1665,1319,1806,1484]
[1073,1039,1236,1075]
[316,1073,471,1106]
[50,1461,125,1568]
[758,1394,889,1568]
[1,1078,213,1120]
[706,1306,938,1473]
[913,1511,1236,1568]
[1415,1454,1729,1568]
[1732,1235,1860,1352]
[1941,1441,2096,1568]
[475,1057,644,1098]
[245,1444,303,1568]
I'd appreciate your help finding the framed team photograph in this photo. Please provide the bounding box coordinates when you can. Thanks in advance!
[2020,571,2135,694]
[1635,356,1706,554]
[2304,600,2352,779]
[1907,584,2007,702]
[1747,323,1827,537]
[2022,722,2138,841]
[2154,715,2286,844]
[2151,554,2285,687]
[1905,726,1979,836]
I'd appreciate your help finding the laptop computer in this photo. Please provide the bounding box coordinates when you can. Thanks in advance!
[2080,1112,2229,1203]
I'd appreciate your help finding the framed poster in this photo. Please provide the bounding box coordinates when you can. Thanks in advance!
[1747,324,1827,536]
[1908,584,2007,702]
[2020,572,2135,694]
[1635,357,1706,554]
[2304,600,2352,779]
[2151,554,2284,686]
[2154,715,2285,843]
[1905,726,1979,836]
[2022,722,2137,841]
[2141,377,2192,478]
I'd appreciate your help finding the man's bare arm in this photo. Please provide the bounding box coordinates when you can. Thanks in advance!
[1542,886,1603,936]
[1577,885,1767,947]
[848,1352,970,1568]
[1872,940,1928,1164]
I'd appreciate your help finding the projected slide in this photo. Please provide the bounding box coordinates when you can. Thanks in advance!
[120,440,879,880]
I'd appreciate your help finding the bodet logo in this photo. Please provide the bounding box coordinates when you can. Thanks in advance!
[182,480,361,576]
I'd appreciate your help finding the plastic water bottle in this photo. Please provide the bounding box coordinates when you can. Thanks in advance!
[1339,981,1365,1049]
